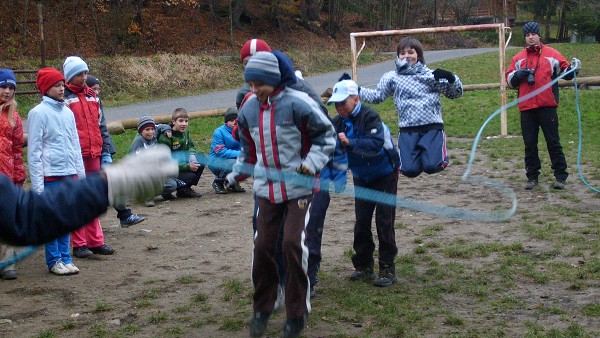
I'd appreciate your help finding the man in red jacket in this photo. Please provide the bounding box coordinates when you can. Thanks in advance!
[506,22,580,190]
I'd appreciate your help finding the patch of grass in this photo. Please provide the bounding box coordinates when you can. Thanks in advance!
[219,316,245,332]
[134,299,153,308]
[192,291,208,303]
[176,275,204,285]
[142,288,162,299]
[149,310,169,324]
[88,323,108,337]
[582,304,600,317]
[161,326,184,337]
[92,300,114,313]
[35,331,57,338]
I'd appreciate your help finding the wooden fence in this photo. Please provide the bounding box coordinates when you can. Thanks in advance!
[14,69,39,95]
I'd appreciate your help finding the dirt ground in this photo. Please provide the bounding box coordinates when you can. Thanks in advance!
[0,144,598,337]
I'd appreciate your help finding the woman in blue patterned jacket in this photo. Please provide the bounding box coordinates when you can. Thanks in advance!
[360,37,463,178]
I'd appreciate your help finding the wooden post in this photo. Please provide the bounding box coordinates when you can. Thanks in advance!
[349,24,509,136]
[350,35,357,81]
[38,2,46,68]
[499,24,508,136]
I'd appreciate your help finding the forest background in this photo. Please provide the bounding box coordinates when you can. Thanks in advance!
[3,0,600,113]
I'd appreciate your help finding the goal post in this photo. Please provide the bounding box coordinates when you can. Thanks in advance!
[350,23,510,136]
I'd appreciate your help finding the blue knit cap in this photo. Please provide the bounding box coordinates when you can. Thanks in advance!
[0,69,17,89]
[63,56,89,83]
[523,22,541,37]
[244,52,281,87]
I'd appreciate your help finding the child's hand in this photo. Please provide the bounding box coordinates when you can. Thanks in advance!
[433,69,455,83]
[189,161,201,172]
[338,132,350,146]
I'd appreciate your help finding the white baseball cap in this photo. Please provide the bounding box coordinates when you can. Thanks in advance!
[327,80,359,105]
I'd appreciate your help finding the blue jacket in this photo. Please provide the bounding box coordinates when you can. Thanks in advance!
[209,124,241,159]
[332,102,399,183]
[0,173,108,246]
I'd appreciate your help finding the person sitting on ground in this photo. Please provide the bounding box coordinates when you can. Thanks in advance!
[208,108,245,194]
[158,108,204,199]
[86,74,145,226]
[129,115,173,206]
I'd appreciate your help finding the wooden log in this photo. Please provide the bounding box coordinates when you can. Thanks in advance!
[463,76,600,91]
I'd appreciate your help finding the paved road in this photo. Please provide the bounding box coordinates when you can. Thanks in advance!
[104,48,499,122]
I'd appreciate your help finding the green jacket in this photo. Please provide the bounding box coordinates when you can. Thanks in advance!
[158,129,197,172]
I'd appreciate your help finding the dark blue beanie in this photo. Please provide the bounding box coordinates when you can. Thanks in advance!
[523,22,541,37]
[0,69,17,89]
[244,52,281,87]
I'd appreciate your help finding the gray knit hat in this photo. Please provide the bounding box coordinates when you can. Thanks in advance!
[137,115,156,134]
[244,51,281,87]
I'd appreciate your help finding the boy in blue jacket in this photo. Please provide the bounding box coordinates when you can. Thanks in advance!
[208,108,245,194]
[328,79,400,287]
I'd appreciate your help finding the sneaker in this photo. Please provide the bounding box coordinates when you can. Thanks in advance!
[273,284,285,313]
[228,182,246,193]
[249,311,271,338]
[1,270,17,280]
[373,265,397,287]
[176,187,202,198]
[120,214,145,227]
[144,198,155,207]
[50,261,71,275]
[64,263,80,274]
[349,267,375,281]
[553,179,565,190]
[212,181,228,194]
[90,244,115,255]
[281,314,307,338]
[161,193,177,200]
[524,179,538,190]
[73,246,93,258]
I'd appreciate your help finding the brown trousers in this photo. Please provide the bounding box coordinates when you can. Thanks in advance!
[253,195,312,320]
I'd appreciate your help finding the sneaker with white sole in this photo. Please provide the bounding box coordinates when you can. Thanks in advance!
[50,261,71,276]
[64,263,80,274]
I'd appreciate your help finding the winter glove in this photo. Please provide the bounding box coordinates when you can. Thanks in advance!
[104,145,178,207]
[296,163,314,176]
[338,72,352,81]
[432,69,455,83]
[563,58,581,81]
[513,69,531,80]
[101,153,113,167]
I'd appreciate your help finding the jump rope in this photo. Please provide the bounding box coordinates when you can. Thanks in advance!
[0,60,591,271]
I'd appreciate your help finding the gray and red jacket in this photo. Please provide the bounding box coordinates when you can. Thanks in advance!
[506,43,571,112]
[232,87,336,204]
[64,86,103,158]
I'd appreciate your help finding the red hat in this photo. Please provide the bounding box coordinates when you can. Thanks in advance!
[36,68,65,96]
[240,39,271,63]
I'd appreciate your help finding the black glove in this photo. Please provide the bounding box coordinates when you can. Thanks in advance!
[432,68,455,83]
[338,72,352,82]
[513,69,531,80]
